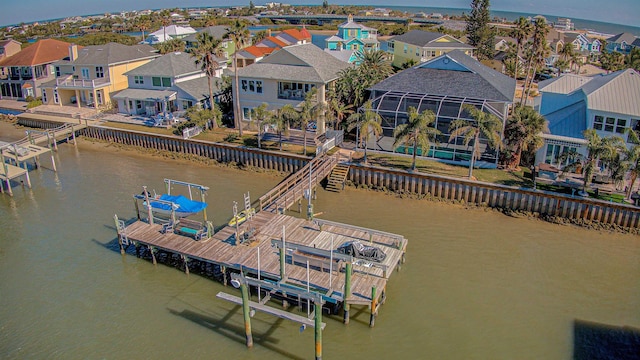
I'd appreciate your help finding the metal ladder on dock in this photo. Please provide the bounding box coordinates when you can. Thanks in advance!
[325,164,350,192]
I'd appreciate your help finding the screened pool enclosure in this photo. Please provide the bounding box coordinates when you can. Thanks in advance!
[362,90,510,168]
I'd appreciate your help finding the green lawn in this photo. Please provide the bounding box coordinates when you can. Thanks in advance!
[96,123,628,203]
[100,122,315,156]
[364,153,529,186]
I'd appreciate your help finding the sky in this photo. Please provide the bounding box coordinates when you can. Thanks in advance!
[1,0,639,28]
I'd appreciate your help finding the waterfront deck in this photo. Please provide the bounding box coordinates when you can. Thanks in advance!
[122,211,407,306]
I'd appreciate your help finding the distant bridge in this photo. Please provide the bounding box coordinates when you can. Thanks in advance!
[256,14,443,26]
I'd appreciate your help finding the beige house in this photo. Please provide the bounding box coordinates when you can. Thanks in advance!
[41,43,160,109]
[0,39,21,62]
[40,43,160,109]
[234,43,351,134]
[388,30,475,68]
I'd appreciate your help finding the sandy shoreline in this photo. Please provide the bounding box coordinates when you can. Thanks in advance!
[0,120,28,142]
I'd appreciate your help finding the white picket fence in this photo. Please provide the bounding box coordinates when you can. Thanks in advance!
[182,126,202,139]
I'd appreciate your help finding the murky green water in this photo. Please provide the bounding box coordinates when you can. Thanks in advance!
[1,139,638,359]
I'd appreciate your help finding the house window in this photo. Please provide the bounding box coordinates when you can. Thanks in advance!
[594,115,604,130]
[55,67,61,77]
[95,66,104,78]
[605,117,615,132]
[242,107,251,120]
[240,79,263,94]
[616,119,627,134]
[81,68,90,79]
[404,44,408,54]
[134,76,144,84]
[53,89,59,104]
[182,100,193,109]
[96,90,103,105]
[151,77,170,87]
[42,89,47,103]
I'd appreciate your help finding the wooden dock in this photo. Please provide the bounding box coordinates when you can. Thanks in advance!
[1,122,85,195]
[121,211,407,306]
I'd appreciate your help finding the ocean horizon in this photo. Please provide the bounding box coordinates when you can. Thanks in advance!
[4,4,640,37]
[387,6,640,37]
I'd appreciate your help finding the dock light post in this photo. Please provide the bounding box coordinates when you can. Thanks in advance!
[531,165,537,190]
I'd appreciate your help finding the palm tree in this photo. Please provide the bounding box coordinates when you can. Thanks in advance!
[188,32,225,127]
[624,128,640,198]
[137,18,151,43]
[325,95,353,130]
[250,103,270,149]
[226,20,251,137]
[346,101,383,164]
[502,105,549,170]
[448,105,503,179]
[625,47,640,71]
[571,129,626,193]
[265,105,296,150]
[355,49,394,83]
[393,107,440,170]
[511,17,532,81]
[520,18,549,104]
[297,89,321,155]
[157,38,185,54]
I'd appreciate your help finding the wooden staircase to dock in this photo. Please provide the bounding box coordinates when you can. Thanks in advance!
[325,164,350,192]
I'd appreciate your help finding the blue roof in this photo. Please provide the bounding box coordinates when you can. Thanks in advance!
[544,100,587,139]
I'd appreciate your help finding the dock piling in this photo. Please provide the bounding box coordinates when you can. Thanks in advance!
[369,285,377,327]
[240,280,254,348]
[343,261,352,324]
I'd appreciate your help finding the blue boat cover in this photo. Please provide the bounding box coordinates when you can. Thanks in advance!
[151,194,208,214]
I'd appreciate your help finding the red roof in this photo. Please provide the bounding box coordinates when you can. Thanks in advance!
[282,28,311,41]
[244,46,276,57]
[299,26,311,39]
[0,39,76,67]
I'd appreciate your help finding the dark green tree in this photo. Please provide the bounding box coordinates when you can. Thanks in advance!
[465,0,494,60]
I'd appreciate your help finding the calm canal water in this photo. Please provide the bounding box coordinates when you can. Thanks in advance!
[0,139,638,359]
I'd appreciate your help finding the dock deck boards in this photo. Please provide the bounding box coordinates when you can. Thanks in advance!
[123,211,406,305]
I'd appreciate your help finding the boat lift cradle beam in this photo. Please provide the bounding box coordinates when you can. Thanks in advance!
[217,272,326,360]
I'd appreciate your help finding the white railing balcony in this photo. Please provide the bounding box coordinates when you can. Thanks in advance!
[55,76,111,89]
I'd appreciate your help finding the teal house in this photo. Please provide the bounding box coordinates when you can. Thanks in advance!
[325,15,379,63]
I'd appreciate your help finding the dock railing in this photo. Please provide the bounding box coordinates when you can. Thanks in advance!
[259,154,337,212]
[313,218,406,250]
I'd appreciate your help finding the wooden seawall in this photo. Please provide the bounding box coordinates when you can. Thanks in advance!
[347,163,640,229]
[15,117,640,228]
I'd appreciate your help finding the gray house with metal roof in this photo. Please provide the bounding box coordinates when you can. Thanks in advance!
[534,69,640,168]
[366,50,515,167]
[113,51,226,117]
[234,43,351,134]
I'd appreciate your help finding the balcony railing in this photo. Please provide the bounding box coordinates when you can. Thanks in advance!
[277,90,306,101]
[55,76,110,89]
